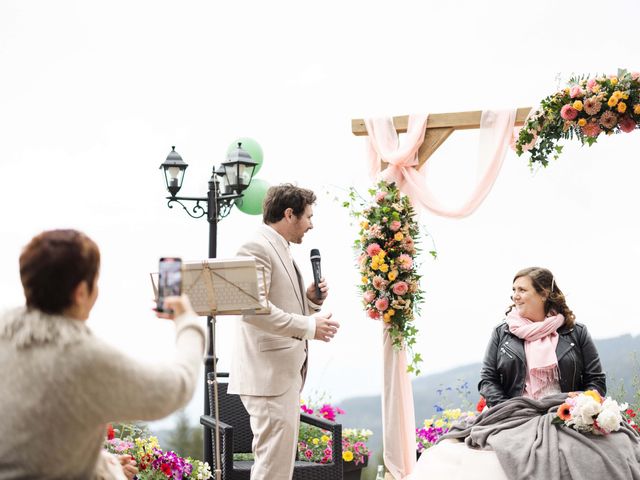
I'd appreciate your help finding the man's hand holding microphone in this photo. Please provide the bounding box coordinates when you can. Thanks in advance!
[307,248,340,342]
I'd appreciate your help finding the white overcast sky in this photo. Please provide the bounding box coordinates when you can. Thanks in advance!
[2,0,640,426]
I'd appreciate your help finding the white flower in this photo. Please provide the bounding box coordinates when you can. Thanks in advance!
[596,408,622,433]
[572,395,601,427]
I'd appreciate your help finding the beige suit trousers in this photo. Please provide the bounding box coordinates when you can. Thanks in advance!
[240,374,303,480]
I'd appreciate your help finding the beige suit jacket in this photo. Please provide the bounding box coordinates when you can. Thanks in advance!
[228,225,319,396]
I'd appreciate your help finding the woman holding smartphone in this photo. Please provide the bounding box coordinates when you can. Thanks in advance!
[0,229,205,480]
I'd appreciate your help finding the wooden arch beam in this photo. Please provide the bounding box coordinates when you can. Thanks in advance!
[352,108,532,167]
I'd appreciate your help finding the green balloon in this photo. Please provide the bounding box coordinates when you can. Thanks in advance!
[227,137,264,175]
[236,178,270,215]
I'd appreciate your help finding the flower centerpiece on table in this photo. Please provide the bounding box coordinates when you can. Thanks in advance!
[344,180,431,374]
[552,390,626,435]
[515,68,640,167]
[105,423,212,479]
[298,400,371,466]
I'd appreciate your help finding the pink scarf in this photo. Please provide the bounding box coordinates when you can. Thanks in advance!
[506,310,565,399]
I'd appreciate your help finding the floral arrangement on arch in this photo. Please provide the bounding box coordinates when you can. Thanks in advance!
[515,68,640,167]
[553,390,626,435]
[105,423,211,479]
[344,180,430,374]
[298,399,371,466]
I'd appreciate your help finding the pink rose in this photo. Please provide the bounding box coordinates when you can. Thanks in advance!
[366,243,381,257]
[631,72,640,81]
[560,104,578,121]
[363,290,376,303]
[392,281,409,296]
[389,220,402,232]
[367,309,380,320]
[570,86,584,98]
[619,116,636,133]
[375,192,387,203]
[587,78,597,91]
[375,297,389,312]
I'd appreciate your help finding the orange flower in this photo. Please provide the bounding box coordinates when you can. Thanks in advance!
[557,403,573,421]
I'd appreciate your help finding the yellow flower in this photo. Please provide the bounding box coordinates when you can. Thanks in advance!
[564,88,570,94]
[388,270,398,281]
[592,84,601,93]
[634,104,640,115]
[577,118,587,127]
[611,91,622,100]
[572,100,583,111]
[584,390,602,404]
[434,419,445,428]
[622,92,629,100]
[361,276,369,284]
[610,77,618,85]
[424,419,433,428]
[382,313,391,323]
[379,263,389,273]
[343,451,354,462]
[312,438,320,445]
[394,232,404,241]
[360,221,369,230]
[618,102,627,113]
[377,250,386,259]
[387,309,395,317]
[321,435,330,443]
[608,96,618,107]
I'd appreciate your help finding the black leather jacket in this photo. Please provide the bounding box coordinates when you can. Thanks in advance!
[478,321,606,407]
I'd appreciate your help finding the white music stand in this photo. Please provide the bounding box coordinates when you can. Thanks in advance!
[151,256,270,480]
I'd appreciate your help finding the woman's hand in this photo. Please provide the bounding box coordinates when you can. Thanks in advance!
[118,455,138,480]
[155,294,195,320]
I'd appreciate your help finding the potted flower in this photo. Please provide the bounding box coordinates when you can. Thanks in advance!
[298,401,371,480]
[105,423,212,479]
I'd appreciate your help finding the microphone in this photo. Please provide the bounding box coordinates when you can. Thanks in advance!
[310,249,322,299]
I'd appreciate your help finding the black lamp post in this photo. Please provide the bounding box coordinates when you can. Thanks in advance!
[159,144,257,468]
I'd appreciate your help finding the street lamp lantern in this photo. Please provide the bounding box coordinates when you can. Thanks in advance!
[159,146,188,197]
[221,142,257,194]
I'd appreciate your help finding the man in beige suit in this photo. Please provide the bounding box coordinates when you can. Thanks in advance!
[229,184,340,480]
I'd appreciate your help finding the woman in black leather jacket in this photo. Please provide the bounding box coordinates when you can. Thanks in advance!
[478,267,606,408]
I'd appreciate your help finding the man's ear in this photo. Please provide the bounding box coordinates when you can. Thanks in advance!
[284,207,294,222]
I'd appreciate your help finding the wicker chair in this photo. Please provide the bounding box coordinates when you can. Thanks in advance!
[200,372,343,480]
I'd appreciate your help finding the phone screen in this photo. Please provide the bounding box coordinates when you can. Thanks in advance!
[157,257,182,312]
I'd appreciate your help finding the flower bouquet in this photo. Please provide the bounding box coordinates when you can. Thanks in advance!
[552,390,626,435]
[105,423,212,479]
[515,68,640,167]
[344,180,430,374]
[298,400,371,466]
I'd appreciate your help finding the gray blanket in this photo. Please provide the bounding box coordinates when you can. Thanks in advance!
[440,393,640,480]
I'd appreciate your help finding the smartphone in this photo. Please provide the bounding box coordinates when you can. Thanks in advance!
[157,257,182,313]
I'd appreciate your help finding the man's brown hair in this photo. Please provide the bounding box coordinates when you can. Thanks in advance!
[262,184,316,224]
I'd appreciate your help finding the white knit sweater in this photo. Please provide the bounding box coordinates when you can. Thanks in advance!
[0,306,205,480]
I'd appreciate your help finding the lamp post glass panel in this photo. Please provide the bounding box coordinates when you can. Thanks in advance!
[159,144,257,466]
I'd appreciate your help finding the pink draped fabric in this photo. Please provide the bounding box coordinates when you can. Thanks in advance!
[365,110,516,218]
[382,328,416,480]
[366,110,516,479]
